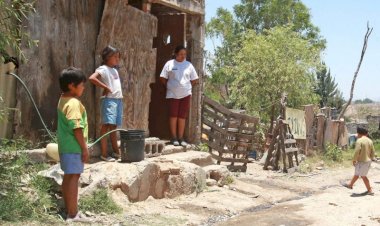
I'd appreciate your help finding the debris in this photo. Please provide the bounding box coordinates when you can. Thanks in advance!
[329,203,338,206]
[206,179,217,187]
[165,204,179,209]
[85,211,95,217]
[37,164,64,185]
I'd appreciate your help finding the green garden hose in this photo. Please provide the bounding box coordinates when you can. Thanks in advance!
[6,72,127,148]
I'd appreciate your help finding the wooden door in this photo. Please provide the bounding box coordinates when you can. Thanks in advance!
[95,1,158,135]
[149,14,186,139]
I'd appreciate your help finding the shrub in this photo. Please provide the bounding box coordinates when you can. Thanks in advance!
[0,154,58,222]
[325,143,343,162]
[196,143,209,152]
[79,188,122,214]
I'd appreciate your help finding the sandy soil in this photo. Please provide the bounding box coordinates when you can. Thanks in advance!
[106,161,380,226]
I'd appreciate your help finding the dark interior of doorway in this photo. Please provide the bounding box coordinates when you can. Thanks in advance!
[148,6,186,140]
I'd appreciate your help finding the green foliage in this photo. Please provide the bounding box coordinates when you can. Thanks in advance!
[0,0,37,63]
[0,136,38,152]
[0,153,58,222]
[206,0,325,117]
[0,96,9,122]
[324,143,343,162]
[79,188,122,214]
[354,98,375,104]
[196,143,209,152]
[233,0,325,47]
[224,175,234,185]
[315,63,345,111]
[230,26,320,121]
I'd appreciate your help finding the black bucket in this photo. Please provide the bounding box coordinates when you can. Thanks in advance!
[120,130,145,162]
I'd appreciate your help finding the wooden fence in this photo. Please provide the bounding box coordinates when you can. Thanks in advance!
[201,96,260,172]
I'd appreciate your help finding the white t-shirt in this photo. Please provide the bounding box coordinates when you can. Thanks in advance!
[96,65,123,99]
[160,59,198,99]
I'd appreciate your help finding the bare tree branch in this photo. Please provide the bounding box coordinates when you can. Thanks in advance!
[339,22,373,119]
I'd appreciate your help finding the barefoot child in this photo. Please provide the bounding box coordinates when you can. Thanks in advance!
[58,67,90,222]
[89,45,123,162]
[344,127,375,195]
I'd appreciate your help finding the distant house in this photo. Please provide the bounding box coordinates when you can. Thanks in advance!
[3,0,205,143]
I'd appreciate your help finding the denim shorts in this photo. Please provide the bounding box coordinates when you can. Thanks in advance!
[101,98,123,126]
[60,153,84,174]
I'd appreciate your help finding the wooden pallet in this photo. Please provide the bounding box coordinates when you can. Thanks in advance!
[201,96,259,172]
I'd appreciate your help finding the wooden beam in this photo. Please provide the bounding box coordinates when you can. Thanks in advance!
[152,0,204,15]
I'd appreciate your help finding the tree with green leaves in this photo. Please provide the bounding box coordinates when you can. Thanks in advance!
[315,63,345,111]
[233,0,325,48]
[354,98,374,104]
[230,26,321,122]
[0,0,36,63]
[206,0,325,107]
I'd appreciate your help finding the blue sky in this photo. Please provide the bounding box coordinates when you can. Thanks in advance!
[205,1,380,101]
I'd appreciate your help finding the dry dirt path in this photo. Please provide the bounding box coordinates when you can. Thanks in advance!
[114,162,380,226]
[217,163,380,226]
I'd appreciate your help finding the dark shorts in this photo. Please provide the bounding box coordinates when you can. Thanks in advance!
[168,95,191,119]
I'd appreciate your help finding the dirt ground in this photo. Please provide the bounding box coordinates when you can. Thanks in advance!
[78,160,380,226]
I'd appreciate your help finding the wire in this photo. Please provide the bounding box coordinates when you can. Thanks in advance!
[6,72,131,147]
[8,72,56,141]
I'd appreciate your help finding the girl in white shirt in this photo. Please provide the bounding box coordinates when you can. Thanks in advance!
[160,45,199,146]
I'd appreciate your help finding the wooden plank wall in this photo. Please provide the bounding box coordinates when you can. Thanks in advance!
[95,1,157,134]
[16,0,104,140]
[186,15,204,143]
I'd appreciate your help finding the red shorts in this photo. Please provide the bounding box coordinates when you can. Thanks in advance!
[168,95,191,119]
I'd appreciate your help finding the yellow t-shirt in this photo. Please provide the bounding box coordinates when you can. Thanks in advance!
[353,136,375,162]
[57,97,88,154]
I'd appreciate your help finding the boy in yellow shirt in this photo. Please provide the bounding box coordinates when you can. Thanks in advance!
[58,67,91,222]
[344,127,375,195]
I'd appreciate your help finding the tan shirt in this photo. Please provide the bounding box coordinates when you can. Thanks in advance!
[353,136,375,162]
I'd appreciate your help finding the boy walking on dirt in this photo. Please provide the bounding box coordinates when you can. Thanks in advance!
[58,67,91,222]
[344,127,375,195]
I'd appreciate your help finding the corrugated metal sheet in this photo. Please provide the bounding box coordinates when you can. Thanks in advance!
[0,62,17,139]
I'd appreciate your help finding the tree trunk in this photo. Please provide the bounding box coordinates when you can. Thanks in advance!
[338,23,373,120]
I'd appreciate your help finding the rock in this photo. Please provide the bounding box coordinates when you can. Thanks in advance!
[77,157,206,202]
[160,151,214,167]
[161,145,186,155]
[146,196,155,202]
[38,164,64,185]
[85,211,95,217]
[206,179,217,187]
[298,154,306,163]
[316,166,324,170]
[165,204,179,209]
[258,151,268,165]
[203,165,231,185]
[22,149,47,163]
[317,161,325,167]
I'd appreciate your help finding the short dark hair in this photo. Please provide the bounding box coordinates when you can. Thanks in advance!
[357,127,368,135]
[102,45,120,65]
[174,45,186,55]
[59,67,86,92]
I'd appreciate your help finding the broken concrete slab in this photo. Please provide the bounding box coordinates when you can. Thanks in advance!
[76,158,206,202]
[21,148,48,163]
[203,165,231,185]
[158,151,214,167]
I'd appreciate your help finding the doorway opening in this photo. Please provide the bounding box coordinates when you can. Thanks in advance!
[148,4,186,139]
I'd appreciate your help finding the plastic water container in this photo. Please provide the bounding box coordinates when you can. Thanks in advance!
[120,130,145,162]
